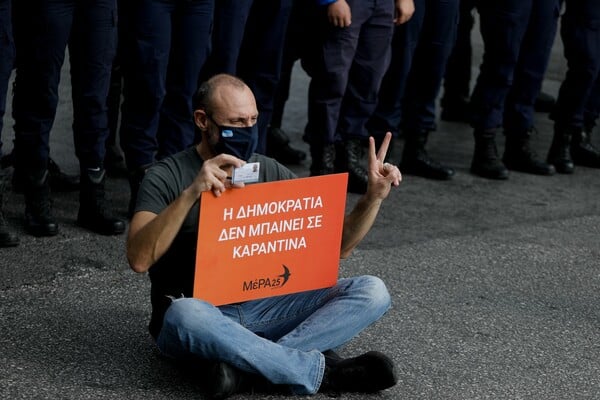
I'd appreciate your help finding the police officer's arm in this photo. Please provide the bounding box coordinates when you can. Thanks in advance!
[394,0,415,25]
[127,153,244,273]
[340,132,401,259]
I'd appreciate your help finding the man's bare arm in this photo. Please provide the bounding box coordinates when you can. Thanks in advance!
[340,132,401,258]
[127,153,245,273]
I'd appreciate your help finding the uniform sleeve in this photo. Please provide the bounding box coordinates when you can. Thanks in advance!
[318,0,337,5]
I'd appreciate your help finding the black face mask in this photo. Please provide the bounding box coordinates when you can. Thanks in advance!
[209,116,259,161]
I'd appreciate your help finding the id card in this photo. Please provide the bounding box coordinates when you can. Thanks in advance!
[231,162,260,184]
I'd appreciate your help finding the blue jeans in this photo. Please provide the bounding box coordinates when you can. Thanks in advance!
[156,275,391,395]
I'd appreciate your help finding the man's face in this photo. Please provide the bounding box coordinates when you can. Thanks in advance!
[203,85,260,160]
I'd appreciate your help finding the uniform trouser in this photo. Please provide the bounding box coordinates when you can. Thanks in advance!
[203,0,293,155]
[470,0,560,133]
[12,0,117,173]
[271,0,316,128]
[306,0,393,145]
[0,0,14,157]
[550,0,600,130]
[442,0,477,104]
[156,276,391,395]
[584,77,600,130]
[368,0,459,137]
[119,0,213,170]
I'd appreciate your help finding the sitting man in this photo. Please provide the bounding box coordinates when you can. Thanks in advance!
[126,73,402,399]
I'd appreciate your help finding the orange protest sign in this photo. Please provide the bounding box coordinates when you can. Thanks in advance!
[194,173,348,306]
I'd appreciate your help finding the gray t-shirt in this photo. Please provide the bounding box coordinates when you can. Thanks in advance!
[137,147,297,338]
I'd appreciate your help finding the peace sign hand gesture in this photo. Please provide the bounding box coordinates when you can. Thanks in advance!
[366,132,402,201]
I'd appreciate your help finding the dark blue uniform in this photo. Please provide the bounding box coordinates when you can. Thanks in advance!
[12,0,125,237]
[368,0,460,136]
[551,0,600,131]
[0,0,14,158]
[470,0,560,134]
[201,0,293,155]
[468,0,560,179]
[367,0,459,180]
[12,0,117,172]
[547,0,600,172]
[119,0,214,170]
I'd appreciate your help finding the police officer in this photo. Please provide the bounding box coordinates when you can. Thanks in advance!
[547,0,600,173]
[469,0,560,179]
[368,0,459,180]
[119,0,214,216]
[307,0,414,194]
[201,0,294,159]
[0,0,18,247]
[11,0,124,236]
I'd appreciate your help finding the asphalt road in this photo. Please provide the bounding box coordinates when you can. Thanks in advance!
[1,22,600,400]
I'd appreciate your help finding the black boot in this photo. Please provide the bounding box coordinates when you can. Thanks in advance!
[547,126,575,174]
[0,167,19,247]
[266,126,307,165]
[400,130,455,180]
[503,130,555,176]
[309,143,336,177]
[571,129,600,168]
[319,351,398,394]
[7,155,79,193]
[336,139,368,194]
[470,130,509,179]
[23,169,59,237]
[77,168,125,235]
[208,361,273,399]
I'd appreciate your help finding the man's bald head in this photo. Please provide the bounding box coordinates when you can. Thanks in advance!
[193,74,249,115]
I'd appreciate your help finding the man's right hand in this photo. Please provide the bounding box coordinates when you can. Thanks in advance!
[191,153,246,198]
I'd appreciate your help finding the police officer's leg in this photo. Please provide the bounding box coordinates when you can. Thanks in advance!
[401,0,459,180]
[441,0,476,122]
[237,0,293,155]
[155,0,213,160]
[502,0,559,176]
[469,0,531,179]
[266,0,308,165]
[552,0,600,169]
[12,0,72,236]
[335,0,394,194]
[0,0,18,246]
[70,0,125,235]
[306,3,361,179]
[119,1,174,217]
[366,0,423,161]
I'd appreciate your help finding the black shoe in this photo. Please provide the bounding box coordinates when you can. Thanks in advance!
[209,362,246,400]
[503,131,555,176]
[534,91,556,113]
[24,170,59,237]
[571,129,600,168]
[336,139,368,194]
[320,351,398,394]
[547,126,574,174]
[77,168,126,235]
[470,131,509,180]
[0,221,19,247]
[401,131,455,180]
[309,143,336,177]
[266,127,307,165]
